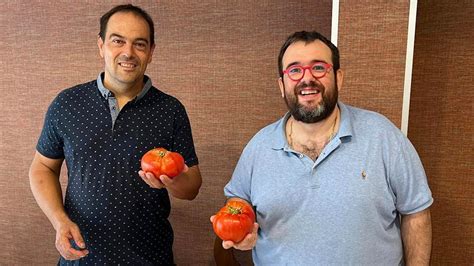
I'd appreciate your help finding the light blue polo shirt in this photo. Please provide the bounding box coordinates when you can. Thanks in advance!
[224,102,433,265]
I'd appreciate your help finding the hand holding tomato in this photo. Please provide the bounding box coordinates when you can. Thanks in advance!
[212,199,256,245]
[141,147,185,179]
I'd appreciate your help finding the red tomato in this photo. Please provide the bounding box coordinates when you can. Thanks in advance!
[141,147,185,178]
[212,199,255,243]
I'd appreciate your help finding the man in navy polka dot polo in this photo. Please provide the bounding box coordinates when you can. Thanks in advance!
[29,4,202,265]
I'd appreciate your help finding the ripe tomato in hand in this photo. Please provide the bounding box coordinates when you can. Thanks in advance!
[141,148,185,178]
[212,199,255,243]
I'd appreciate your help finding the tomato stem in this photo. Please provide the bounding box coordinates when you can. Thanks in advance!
[227,206,242,215]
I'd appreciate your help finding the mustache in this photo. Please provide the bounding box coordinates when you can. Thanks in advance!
[295,80,324,93]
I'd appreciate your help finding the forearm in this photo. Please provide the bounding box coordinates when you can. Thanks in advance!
[214,236,239,265]
[29,154,70,230]
[401,208,432,266]
[167,165,202,200]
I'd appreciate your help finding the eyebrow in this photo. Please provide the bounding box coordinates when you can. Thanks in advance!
[285,59,329,69]
[109,33,149,44]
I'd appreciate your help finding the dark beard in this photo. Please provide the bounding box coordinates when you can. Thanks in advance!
[283,79,338,123]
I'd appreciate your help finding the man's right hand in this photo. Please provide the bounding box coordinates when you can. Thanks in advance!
[55,219,89,260]
[221,222,259,251]
[29,152,89,260]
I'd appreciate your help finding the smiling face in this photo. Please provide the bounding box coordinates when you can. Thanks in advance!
[279,40,343,123]
[97,11,155,92]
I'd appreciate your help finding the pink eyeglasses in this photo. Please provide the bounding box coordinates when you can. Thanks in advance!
[283,62,333,82]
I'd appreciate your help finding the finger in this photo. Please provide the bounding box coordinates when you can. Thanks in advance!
[145,172,164,188]
[233,225,259,250]
[237,224,258,243]
[70,227,86,249]
[183,164,189,173]
[67,246,89,259]
[159,175,173,186]
[139,172,152,185]
[139,174,153,187]
[57,234,73,256]
[235,234,253,247]
[210,215,215,223]
[145,172,157,179]
[141,177,156,188]
[139,171,146,181]
[58,235,85,260]
[252,223,259,233]
[222,240,235,249]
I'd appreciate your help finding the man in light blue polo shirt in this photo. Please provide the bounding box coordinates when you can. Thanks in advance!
[215,31,433,265]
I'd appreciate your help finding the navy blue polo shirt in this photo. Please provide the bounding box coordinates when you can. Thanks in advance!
[37,74,198,265]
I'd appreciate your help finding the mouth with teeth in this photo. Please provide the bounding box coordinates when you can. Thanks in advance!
[300,89,320,95]
[298,87,322,98]
[118,61,138,71]
[294,86,323,104]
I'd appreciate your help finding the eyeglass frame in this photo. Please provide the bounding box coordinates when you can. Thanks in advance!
[282,62,333,82]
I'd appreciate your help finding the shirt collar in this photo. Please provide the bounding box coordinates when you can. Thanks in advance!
[271,112,291,150]
[337,102,354,139]
[271,102,354,150]
[96,72,152,101]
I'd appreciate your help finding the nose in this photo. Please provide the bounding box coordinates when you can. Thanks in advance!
[300,67,316,82]
[121,43,135,58]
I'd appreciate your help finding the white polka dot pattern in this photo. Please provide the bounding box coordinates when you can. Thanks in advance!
[36,79,198,265]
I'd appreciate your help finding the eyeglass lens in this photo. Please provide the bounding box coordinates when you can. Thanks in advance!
[287,63,329,81]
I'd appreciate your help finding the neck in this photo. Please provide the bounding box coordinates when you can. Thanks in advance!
[103,76,144,108]
[291,107,339,141]
[106,81,143,98]
[286,106,340,160]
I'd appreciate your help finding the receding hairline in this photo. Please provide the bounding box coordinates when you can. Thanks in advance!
[104,11,153,43]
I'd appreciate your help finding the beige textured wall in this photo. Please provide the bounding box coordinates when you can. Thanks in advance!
[0,1,331,265]
[338,1,409,126]
[409,1,474,265]
[339,1,474,264]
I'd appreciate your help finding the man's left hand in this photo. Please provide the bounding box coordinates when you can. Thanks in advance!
[138,164,189,189]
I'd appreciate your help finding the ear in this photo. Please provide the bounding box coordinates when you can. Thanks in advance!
[336,69,343,92]
[147,44,156,64]
[97,36,105,58]
[278,77,285,98]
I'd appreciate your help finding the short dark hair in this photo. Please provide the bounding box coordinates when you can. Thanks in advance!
[278,31,339,77]
[99,4,155,46]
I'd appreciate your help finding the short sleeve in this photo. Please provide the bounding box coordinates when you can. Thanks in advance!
[171,100,199,167]
[390,137,433,214]
[36,95,65,159]
[224,143,254,203]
